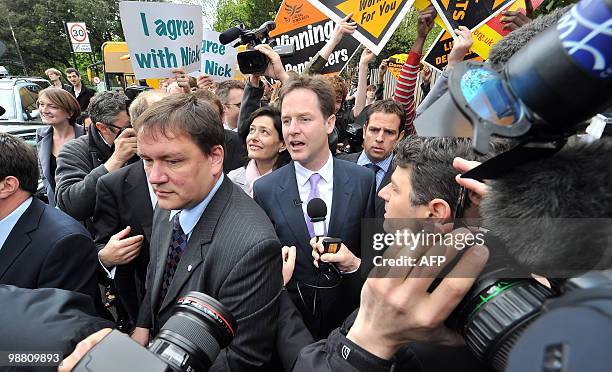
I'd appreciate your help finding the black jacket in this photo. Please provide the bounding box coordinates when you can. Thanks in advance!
[68,84,96,112]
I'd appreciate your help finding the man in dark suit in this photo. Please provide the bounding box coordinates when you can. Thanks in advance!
[93,160,152,325]
[254,75,376,340]
[65,67,96,113]
[132,93,282,371]
[0,133,97,299]
[338,99,406,218]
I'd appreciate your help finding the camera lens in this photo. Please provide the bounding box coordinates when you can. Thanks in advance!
[148,292,236,372]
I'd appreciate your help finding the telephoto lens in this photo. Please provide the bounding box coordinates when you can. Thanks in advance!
[72,292,236,372]
[149,292,237,371]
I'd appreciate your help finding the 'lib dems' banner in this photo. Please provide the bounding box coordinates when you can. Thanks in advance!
[119,1,203,79]
[306,0,415,55]
[423,30,483,72]
[201,29,238,82]
[387,53,407,79]
[430,0,516,39]
[270,0,360,74]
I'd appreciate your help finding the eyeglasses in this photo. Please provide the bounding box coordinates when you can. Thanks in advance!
[104,122,132,133]
[224,102,241,109]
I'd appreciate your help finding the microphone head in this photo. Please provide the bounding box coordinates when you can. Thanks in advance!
[219,27,243,45]
[307,198,327,219]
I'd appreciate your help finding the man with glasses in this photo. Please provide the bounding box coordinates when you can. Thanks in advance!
[55,91,135,226]
[217,80,245,131]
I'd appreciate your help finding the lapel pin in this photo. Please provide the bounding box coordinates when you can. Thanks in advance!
[187,264,192,272]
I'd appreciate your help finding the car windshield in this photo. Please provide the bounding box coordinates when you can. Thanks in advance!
[0,89,15,120]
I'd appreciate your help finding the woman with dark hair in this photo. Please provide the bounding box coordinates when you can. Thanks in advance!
[228,106,290,196]
[36,87,84,206]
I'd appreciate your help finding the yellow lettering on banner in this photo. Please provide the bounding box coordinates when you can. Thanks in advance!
[336,0,400,38]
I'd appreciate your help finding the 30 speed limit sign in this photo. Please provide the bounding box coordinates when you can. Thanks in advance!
[66,22,92,53]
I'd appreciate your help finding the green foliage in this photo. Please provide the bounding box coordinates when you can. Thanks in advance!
[0,0,124,81]
[535,0,579,17]
[213,0,282,33]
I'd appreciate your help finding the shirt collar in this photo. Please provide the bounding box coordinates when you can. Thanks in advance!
[357,151,393,173]
[294,151,334,186]
[169,174,225,236]
[0,197,33,251]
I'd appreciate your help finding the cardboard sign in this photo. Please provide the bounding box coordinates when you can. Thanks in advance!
[306,0,415,55]
[387,53,407,79]
[119,1,203,79]
[423,29,483,72]
[430,0,516,38]
[269,0,360,74]
[416,0,543,59]
[66,22,92,53]
[201,29,238,82]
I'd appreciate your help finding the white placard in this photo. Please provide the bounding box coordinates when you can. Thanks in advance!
[200,29,238,82]
[119,1,203,79]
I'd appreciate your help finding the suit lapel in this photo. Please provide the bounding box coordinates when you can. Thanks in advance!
[328,158,353,238]
[276,163,311,254]
[158,178,233,314]
[0,199,43,280]
[125,161,154,239]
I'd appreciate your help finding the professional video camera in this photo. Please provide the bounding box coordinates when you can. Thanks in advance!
[219,21,295,75]
[416,0,612,370]
[73,292,236,372]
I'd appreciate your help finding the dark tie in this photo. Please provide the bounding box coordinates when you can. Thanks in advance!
[365,162,381,174]
[160,213,188,302]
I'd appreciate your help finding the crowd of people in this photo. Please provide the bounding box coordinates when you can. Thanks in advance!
[0,2,610,372]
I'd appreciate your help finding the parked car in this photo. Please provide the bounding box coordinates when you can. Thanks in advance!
[0,77,46,134]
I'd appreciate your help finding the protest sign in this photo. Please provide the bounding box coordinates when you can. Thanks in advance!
[387,53,407,79]
[423,29,483,72]
[306,0,415,55]
[201,29,238,82]
[119,1,203,79]
[429,0,516,38]
[269,0,360,74]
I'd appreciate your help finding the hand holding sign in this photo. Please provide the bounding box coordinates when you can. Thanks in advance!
[500,9,533,30]
[332,12,359,43]
[359,48,376,66]
[417,5,437,39]
[447,26,474,70]
[197,75,214,91]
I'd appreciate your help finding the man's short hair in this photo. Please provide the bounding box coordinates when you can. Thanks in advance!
[192,89,224,118]
[135,93,224,156]
[38,88,81,126]
[129,90,168,124]
[87,91,128,125]
[64,68,80,77]
[216,80,245,104]
[488,5,571,71]
[367,84,376,92]
[365,99,406,135]
[394,137,474,211]
[0,133,39,194]
[279,75,336,119]
[481,137,612,273]
[45,68,61,76]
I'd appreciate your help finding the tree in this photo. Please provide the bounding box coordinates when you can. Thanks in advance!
[0,0,124,80]
[213,0,282,33]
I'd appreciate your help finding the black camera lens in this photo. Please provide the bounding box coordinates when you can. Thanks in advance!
[148,292,237,372]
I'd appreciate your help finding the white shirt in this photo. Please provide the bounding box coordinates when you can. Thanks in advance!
[294,152,334,233]
[0,197,33,251]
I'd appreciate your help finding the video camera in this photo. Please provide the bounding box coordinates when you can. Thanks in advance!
[416,0,612,369]
[219,21,295,75]
[73,292,236,372]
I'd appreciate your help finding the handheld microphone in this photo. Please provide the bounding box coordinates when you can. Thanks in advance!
[307,198,327,237]
[219,26,243,45]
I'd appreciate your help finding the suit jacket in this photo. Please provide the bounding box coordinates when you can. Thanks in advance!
[36,124,85,207]
[137,177,282,372]
[224,128,247,174]
[337,151,393,219]
[0,198,98,299]
[253,158,376,339]
[93,160,153,322]
[68,84,96,112]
